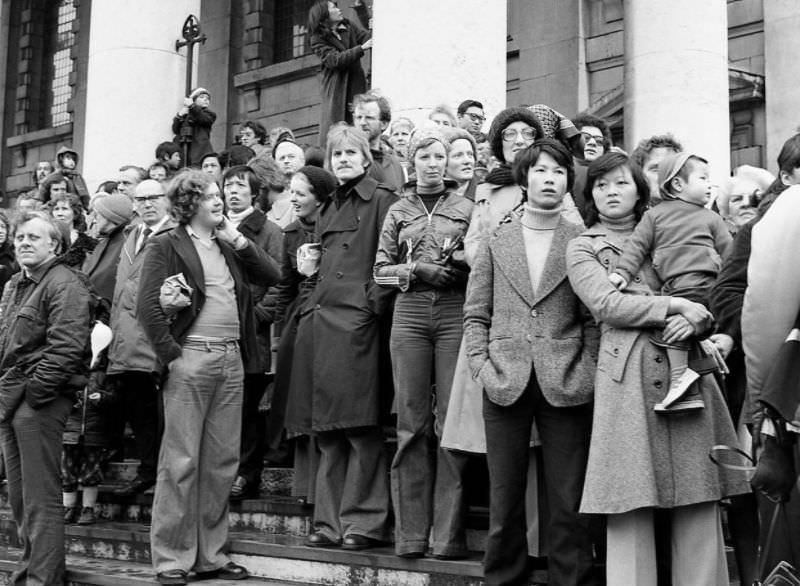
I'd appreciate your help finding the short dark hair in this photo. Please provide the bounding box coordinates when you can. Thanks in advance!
[304,145,326,168]
[630,134,683,169]
[167,169,214,225]
[200,152,221,166]
[39,172,76,203]
[777,133,800,176]
[457,99,483,116]
[221,165,261,202]
[583,152,650,227]
[352,92,392,124]
[241,121,268,145]
[96,181,118,195]
[148,161,168,174]
[572,113,612,148]
[155,141,181,161]
[512,138,575,195]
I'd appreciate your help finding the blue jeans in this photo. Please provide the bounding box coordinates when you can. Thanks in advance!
[150,340,244,574]
[389,290,469,556]
[1,395,72,586]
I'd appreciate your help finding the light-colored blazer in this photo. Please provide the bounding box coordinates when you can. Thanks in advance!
[463,215,598,408]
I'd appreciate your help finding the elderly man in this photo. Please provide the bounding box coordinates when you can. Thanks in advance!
[108,180,176,496]
[0,211,93,585]
[138,170,280,585]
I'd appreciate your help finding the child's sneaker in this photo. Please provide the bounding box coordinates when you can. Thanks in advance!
[77,506,95,525]
[654,368,704,413]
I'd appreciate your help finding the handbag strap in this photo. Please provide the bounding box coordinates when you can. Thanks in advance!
[754,502,785,586]
[709,444,756,473]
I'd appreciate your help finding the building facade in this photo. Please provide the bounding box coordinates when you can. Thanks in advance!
[0,0,786,200]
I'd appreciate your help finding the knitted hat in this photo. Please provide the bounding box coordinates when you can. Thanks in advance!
[527,105,579,142]
[189,87,210,101]
[408,127,448,161]
[657,151,695,198]
[488,107,545,163]
[295,165,337,201]
[94,192,134,225]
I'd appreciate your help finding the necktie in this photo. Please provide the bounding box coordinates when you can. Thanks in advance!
[137,226,152,254]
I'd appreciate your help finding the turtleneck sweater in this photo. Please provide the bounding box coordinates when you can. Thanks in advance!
[227,206,254,229]
[521,202,562,293]
[416,181,445,213]
[598,212,636,236]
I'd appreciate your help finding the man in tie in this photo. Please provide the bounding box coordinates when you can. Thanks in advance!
[107,179,176,496]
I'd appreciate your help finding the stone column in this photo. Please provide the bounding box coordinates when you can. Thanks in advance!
[764,0,800,172]
[371,0,506,129]
[80,0,201,189]
[623,0,730,181]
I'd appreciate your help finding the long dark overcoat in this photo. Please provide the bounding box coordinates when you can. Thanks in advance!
[291,175,397,432]
[311,15,370,144]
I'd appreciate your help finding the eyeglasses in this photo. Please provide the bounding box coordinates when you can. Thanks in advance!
[134,194,164,203]
[501,128,536,142]
[465,112,486,123]
[581,131,604,144]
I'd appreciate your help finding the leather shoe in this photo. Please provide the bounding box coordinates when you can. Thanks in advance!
[305,531,341,548]
[196,561,249,580]
[156,569,188,585]
[114,476,155,497]
[229,476,258,501]
[342,534,381,550]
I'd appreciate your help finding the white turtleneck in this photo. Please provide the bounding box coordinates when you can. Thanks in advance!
[520,202,562,293]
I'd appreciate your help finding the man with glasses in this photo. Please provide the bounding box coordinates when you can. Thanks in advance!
[108,179,175,496]
[571,113,613,218]
[457,99,487,141]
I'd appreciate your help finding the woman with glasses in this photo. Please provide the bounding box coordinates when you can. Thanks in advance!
[308,0,372,144]
[463,107,543,264]
[571,113,613,217]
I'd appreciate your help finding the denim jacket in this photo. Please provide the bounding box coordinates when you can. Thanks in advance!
[374,181,473,291]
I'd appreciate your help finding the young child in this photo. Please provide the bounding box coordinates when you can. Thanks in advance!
[171,87,216,167]
[608,152,732,413]
[55,146,90,209]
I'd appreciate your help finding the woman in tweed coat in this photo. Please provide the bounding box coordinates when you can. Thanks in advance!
[566,152,749,585]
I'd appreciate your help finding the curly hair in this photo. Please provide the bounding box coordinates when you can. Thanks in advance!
[39,172,76,204]
[49,192,87,232]
[167,169,214,225]
[630,134,683,169]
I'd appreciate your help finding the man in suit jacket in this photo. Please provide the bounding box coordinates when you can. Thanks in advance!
[463,139,599,586]
[107,180,175,497]
[137,170,280,586]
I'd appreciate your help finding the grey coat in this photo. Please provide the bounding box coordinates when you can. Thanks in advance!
[567,224,749,513]
[463,215,598,408]
[107,220,176,375]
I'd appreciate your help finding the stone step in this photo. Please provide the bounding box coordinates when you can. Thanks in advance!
[0,546,291,585]
[0,521,501,585]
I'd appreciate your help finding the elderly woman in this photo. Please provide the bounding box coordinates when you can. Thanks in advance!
[464,139,598,586]
[49,192,97,268]
[566,152,749,585]
[428,104,457,128]
[308,0,371,144]
[294,125,397,551]
[373,129,472,559]
[716,165,774,236]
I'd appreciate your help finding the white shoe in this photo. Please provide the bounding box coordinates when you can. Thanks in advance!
[658,368,700,409]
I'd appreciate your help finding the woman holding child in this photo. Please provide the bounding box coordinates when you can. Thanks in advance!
[566,151,749,585]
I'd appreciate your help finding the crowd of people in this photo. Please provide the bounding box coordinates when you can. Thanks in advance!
[0,3,799,586]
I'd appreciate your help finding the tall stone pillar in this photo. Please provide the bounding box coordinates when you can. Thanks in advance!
[371,1,506,129]
[80,0,201,189]
[623,0,730,182]
[764,0,800,172]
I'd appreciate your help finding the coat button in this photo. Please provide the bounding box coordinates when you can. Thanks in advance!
[530,309,538,317]
[336,272,343,278]
[315,304,321,310]
[613,348,619,355]
[634,276,642,283]
[342,243,349,249]
[526,334,532,342]
[654,380,662,388]
[655,355,663,363]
